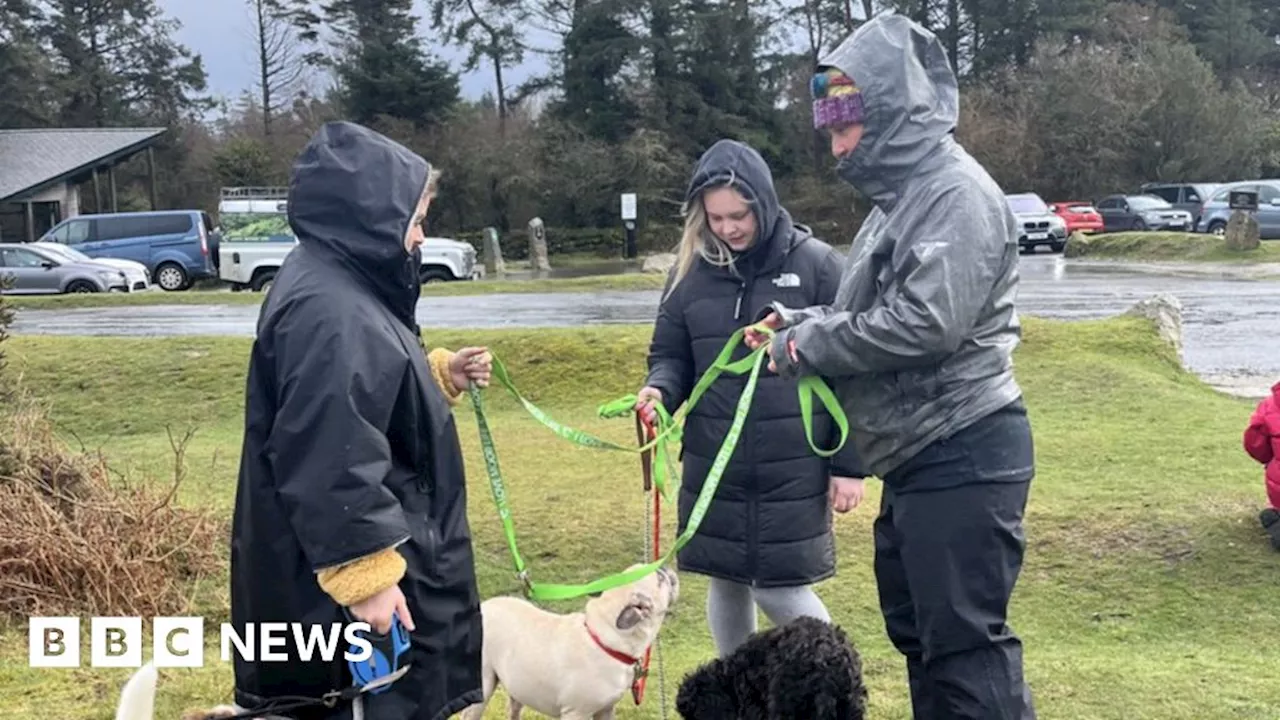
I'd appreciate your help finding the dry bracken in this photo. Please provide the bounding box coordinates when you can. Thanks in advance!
[0,390,224,620]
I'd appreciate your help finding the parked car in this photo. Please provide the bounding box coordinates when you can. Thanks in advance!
[36,209,220,292]
[1094,194,1194,232]
[1005,193,1069,253]
[215,189,297,292]
[215,187,481,292]
[30,241,151,292]
[417,236,481,283]
[0,242,128,294]
[1194,180,1280,239]
[1138,182,1219,226]
[1048,201,1104,235]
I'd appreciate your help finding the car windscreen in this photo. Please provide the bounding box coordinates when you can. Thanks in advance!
[1007,196,1048,214]
[43,245,91,263]
[1128,196,1172,211]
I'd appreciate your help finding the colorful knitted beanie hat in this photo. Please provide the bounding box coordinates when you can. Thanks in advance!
[811,67,865,130]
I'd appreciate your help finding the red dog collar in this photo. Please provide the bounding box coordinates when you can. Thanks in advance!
[585,621,641,667]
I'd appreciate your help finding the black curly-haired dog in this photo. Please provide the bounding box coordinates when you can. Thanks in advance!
[675,616,867,719]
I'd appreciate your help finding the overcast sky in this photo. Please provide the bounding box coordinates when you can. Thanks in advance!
[158,0,549,109]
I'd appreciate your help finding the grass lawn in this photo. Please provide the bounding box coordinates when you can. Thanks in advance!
[1064,230,1280,263]
[0,317,1276,719]
[1,272,667,311]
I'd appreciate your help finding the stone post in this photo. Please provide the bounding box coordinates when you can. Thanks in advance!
[1224,209,1261,251]
[483,227,506,276]
[1124,293,1183,360]
[528,217,551,272]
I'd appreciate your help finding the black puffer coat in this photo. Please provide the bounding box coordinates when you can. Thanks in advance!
[644,139,865,588]
[229,121,483,720]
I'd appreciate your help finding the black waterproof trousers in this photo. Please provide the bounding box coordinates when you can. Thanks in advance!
[873,398,1037,720]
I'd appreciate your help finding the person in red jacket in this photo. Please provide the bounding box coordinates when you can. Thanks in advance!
[1247,381,1280,550]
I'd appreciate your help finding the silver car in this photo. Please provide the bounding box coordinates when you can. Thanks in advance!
[1006,192,1069,253]
[0,243,128,294]
[30,241,151,292]
[1194,180,1280,239]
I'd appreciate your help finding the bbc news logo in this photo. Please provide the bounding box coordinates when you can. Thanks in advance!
[28,617,376,668]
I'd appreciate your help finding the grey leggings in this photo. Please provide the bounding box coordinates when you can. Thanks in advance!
[705,576,832,657]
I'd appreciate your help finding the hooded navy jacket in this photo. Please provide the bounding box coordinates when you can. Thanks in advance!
[645,139,865,588]
[229,121,483,720]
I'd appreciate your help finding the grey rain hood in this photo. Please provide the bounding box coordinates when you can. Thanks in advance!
[824,13,959,210]
[767,13,1027,483]
[288,121,426,329]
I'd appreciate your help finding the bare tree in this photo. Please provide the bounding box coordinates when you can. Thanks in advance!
[246,0,305,136]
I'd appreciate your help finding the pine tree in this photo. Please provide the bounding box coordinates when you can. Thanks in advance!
[43,0,209,127]
[293,0,461,129]
[0,0,56,127]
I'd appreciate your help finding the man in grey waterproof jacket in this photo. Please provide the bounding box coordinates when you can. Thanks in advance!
[748,13,1037,719]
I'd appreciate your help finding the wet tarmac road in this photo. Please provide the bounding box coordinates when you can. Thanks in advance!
[10,255,1280,395]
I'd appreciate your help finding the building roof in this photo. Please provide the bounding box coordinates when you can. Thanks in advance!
[0,127,167,203]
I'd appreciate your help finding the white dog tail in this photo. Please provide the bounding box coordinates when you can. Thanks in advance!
[114,662,158,720]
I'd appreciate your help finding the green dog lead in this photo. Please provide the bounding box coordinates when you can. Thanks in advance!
[466,322,849,603]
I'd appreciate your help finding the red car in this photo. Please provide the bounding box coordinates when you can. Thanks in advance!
[1049,201,1104,234]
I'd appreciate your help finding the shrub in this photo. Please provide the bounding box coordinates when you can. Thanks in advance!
[453,219,857,260]
[454,224,680,260]
[0,396,224,619]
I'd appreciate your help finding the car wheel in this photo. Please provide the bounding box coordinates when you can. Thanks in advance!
[251,269,276,293]
[1207,221,1227,236]
[1050,240,1066,253]
[155,262,189,291]
[1130,218,1147,231]
[419,267,454,283]
[66,280,97,294]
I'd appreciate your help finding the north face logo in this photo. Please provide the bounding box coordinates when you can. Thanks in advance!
[772,273,801,288]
